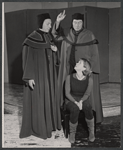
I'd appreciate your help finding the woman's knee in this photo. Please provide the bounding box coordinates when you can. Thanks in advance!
[71,104,80,114]
[83,106,93,119]
[67,102,80,114]
[83,100,92,110]
[83,101,93,119]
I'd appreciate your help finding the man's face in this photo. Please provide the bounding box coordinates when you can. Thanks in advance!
[72,19,83,31]
[42,19,52,33]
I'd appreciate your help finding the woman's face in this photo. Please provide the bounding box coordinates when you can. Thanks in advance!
[74,60,86,72]
[42,19,52,33]
[72,19,83,31]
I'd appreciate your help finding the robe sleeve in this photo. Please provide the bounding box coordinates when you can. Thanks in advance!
[89,34,100,73]
[80,76,93,102]
[52,21,65,41]
[22,45,35,82]
[55,49,60,66]
[65,75,76,103]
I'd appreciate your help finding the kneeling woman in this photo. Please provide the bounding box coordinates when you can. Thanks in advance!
[65,58,95,143]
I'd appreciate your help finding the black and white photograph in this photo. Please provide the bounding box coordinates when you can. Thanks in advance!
[3,1,121,148]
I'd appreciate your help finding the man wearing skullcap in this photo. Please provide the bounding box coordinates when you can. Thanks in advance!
[20,13,61,139]
[52,11,103,143]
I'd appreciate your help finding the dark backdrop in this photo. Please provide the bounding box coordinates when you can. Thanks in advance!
[5,6,121,84]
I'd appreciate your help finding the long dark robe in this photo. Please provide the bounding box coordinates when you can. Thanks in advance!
[19,29,61,139]
[52,24,103,123]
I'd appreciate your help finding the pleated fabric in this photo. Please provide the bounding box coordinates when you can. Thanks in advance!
[52,26,103,123]
[20,30,61,139]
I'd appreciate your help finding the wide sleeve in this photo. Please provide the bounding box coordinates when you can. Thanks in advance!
[48,33,60,66]
[52,21,64,41]
[65,75,76,103]
[54,49,60,66]
[22,45,35,82]
[80,76,93,102]
[89,33,100,74]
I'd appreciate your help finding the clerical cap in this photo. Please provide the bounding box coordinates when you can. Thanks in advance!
[37,13,51,28]
[72,13,84,22]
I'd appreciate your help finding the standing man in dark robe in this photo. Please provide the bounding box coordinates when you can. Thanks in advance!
[52,10,103,123]
[20,13,61,139]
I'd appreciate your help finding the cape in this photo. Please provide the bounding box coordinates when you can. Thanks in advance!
[52,25,103,123]
[20,29,61,139]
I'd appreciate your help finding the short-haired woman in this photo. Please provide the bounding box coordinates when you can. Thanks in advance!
[65,58,95,143]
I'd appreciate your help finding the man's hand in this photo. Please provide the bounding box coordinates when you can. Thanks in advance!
[29,79,35,90]
[51,45,57,52]
[57,10,66,23]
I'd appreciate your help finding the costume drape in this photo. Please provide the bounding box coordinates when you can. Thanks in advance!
[52,24,103,123]
[20,29,61,139]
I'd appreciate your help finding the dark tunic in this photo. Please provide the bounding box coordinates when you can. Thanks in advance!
[65,74,94,122]
[70,74,89,99]
[65,74,93,103]
[52,23,103,123]
[19,29,61,139]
